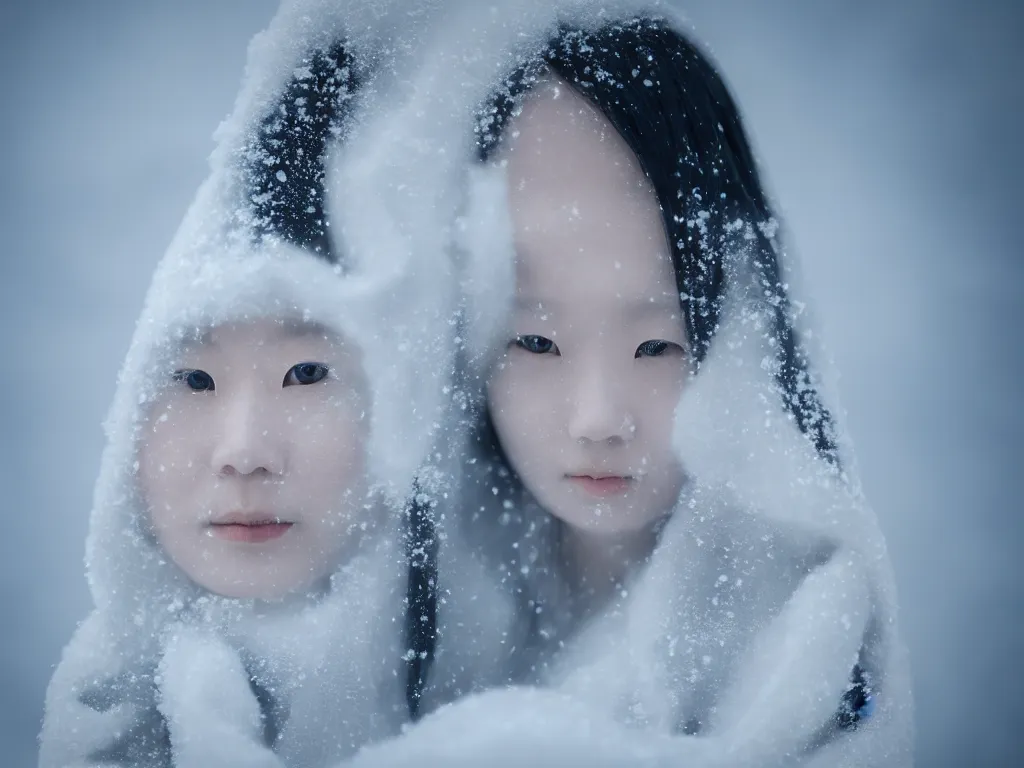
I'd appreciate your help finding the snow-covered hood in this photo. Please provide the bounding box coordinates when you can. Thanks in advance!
[83,0,462,630]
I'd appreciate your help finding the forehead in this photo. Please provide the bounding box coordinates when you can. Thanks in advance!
[185,318,340,353]
[502,80,676,309]
[503,80,643,189]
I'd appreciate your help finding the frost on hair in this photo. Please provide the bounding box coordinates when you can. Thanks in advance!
[243,42,359,264]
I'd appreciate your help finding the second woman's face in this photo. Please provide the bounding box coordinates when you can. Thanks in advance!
[488,81,688,536]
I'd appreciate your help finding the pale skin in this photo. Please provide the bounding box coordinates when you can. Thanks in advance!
[138,318,371,600]
[487,79,689,603]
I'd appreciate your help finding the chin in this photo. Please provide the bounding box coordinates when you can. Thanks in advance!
[554,496,666,536]
[193,571,310,601]
[549,505,639,536]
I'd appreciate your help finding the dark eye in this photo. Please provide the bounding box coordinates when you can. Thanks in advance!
[173,369,215,392]
[514,335,560,355]
[635,340,679,359]
[283,362,330,387]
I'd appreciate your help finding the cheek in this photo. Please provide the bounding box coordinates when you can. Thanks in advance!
[138,399,208,523]
[635,368,687,465]
[487,362,559,448]
[287,394,369,493]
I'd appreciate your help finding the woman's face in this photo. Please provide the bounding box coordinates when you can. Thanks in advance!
[139,318,371,599]
[487,80,688,537]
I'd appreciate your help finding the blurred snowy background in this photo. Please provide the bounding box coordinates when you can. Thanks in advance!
[1,1,1020,765]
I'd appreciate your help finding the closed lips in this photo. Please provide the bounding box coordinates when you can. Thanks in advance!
[565,474,634,496]
[209,511,288,526]
[208,514,293,543]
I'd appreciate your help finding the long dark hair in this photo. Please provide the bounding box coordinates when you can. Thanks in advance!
[244,43,356,261]
[476,17,838,465]
[242,41,438,721]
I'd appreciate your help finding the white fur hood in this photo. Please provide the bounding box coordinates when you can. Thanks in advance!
[40,1,466,765]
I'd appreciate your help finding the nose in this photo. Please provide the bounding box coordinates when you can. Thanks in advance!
[566,364,635,444]
[209,390,286,477]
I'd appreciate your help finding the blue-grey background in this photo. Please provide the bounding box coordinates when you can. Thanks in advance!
[1,1,1020,765]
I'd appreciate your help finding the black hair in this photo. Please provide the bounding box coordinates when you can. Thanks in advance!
[243,41,438,722]
[244,42,356,264]
[476,17,838,465]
